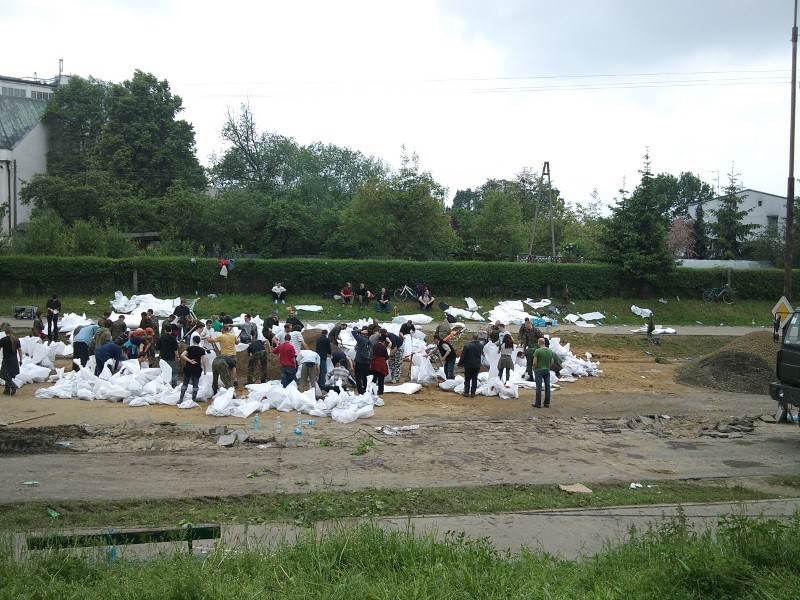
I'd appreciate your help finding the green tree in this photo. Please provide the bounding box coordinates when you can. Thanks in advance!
[599,152,675,294]
[561,189,605,261]
[651,171,715,219]
[709,171,758,259]
[10,209,72,255]
[330,153,456,260]
[692,204,710,259]
[93,70,206,197]
[473,189,527,261]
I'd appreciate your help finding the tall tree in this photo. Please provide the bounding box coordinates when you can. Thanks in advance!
[599,151,675,293]
[692,204,709,259]
[93,70,206,198]
[709,171,758,259]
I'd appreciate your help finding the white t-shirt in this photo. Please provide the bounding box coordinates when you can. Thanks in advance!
[298,350,320,365]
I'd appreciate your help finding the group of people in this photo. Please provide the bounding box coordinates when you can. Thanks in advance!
[271,280,437,315]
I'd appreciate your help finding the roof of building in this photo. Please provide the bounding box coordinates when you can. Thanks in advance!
[0,96,47,150]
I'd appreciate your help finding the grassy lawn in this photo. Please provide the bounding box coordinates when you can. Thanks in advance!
[3,510,800,598]
[0,291,778,327]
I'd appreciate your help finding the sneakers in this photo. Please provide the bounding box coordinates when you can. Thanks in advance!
[274,299,278,304]
[281,300,285,304]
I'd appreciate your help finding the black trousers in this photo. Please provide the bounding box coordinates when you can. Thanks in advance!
[354,361,370,394]
[464,367,479,395]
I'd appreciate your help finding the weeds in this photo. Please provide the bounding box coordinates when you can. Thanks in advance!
[351,439,375,456]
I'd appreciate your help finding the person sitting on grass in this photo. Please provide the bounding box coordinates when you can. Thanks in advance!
[341,282,355,306]
[418,287,435,311]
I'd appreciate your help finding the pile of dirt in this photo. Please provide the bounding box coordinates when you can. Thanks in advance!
[676,331,777,394]
[0,425,88,456]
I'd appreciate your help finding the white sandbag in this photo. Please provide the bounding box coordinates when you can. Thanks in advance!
[331,404,359,423]
[128,397,150,407]
[232,400,262,418]
[498,382,519,399]
[355,404,375,419]
[382,383,422,394]
[76,388,96,401]
[439,376,464,391]
[177,399,199,409]
[159,360,173,385]
[410,354,438,384]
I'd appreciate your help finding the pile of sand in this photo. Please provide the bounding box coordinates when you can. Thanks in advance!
[676,331,778,394]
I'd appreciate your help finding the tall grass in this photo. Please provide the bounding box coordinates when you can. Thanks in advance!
[2,513,799,599]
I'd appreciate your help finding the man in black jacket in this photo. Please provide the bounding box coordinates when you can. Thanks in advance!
[458,334,483,397]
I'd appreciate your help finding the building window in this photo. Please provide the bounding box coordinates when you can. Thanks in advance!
[767,215,779,231]
[758,200,763,207]
[1,86,26,98]
[30,91,52,100]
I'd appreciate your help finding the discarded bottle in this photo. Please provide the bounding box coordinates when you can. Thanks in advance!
[253,414,259,431]
[106,545,117,561]
[275,416,281,434]
[302,419,316,426]
[296,410,302,427]
[294,426,302,436]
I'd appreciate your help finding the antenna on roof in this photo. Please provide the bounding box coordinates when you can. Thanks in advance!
[58,58,63,77]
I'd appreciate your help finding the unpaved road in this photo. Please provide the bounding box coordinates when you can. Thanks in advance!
[2,347,799,504]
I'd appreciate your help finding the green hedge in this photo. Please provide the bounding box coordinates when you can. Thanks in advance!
[0,256,798,300]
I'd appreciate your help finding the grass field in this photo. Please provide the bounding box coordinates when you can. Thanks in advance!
[0,291,779,328]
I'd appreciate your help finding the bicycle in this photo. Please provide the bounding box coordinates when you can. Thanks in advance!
[702,283,736,305]
[394,284,418,303]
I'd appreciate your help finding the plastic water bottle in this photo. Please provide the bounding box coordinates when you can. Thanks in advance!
[294,426,302,436]
[302,419,316,426]
[296,410,302,427]
[253,414,259,431]
[275,416,281,434]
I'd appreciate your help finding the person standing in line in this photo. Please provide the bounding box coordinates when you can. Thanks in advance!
[272,281,287,304]
[156,324,180,387]
[369,336,389,394]
[497,333,515,384]
[532,337,554,408]
[385,330,403,383]
[458,334,483,397]
[315,329,332,387]
[179,335,206,403]
[1,324,22,395]
[434,333,457,380]
[45,294,61,342]
[351,326,372,394]
[273,333,298,388]
[285,307,304,332]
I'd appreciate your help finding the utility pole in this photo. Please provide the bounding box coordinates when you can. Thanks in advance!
[527,161,556,258]
[785,0,798,301]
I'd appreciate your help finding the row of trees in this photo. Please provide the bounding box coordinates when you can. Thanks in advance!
[7,70,794,292]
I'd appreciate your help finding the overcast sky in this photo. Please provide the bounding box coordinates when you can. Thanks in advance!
[5,0,796,209]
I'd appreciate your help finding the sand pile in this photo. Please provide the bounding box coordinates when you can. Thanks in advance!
[677,331,778,394]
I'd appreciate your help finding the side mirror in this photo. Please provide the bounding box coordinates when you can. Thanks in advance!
[774,315,781,343]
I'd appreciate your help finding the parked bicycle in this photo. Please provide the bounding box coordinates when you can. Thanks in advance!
[394,284,418,303]
[702,283,736,305]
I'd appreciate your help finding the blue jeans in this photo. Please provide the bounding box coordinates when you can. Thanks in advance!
[376,301,390,313]
[280,366,297,388]
[444,358,456,380]
[318,358,328,387]
[181,373,200,391]
[165,359,178,387]
[534,370,551,407]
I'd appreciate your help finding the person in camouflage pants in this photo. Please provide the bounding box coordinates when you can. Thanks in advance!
[211,356,234,394]
[520,318,544,380]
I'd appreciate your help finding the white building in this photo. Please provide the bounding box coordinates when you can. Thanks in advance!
[0,74,67,233]
[687,188,786,234]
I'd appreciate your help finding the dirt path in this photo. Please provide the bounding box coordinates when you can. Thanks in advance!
[2,351,798,504]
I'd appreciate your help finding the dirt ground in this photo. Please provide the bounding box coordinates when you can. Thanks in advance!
[2,336,799,504]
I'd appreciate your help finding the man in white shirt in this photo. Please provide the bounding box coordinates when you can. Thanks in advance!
[283,324,308,354]
[271,282,287,304]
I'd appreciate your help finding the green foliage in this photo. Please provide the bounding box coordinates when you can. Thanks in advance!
[330,156,458,260]
[473,189,527,260]
[710,171,759,259]
[600,152,676,294]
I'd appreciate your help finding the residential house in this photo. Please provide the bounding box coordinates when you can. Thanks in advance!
[687,188,786,235]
